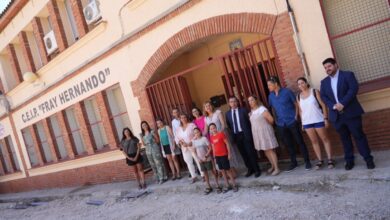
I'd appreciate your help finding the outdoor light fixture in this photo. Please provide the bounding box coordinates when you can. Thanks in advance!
[23,71,45,87]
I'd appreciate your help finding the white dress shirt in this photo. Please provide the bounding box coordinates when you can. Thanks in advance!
[330,70,340,104]
[171,118,180,137]
[231,108,243,133]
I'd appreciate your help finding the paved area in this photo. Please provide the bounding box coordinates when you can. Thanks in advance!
[0,150,389,220]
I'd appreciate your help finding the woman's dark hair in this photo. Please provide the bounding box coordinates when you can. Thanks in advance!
[296,77,310,88]
[140,121,151,137]
[208,123,217,133]
[248,94,263,106]
[267,76,281,86]
[192,107,203,117]
[322,57,337,65]
[179,113,189,127]
[156,118,165,125]
[193,127,203,136]
[121,127,135,141]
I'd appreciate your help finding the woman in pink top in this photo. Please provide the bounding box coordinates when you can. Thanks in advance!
[192,107,207,136]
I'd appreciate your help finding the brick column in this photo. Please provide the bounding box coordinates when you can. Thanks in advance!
[18,31,36,73]
[47,0,68,52]
[0,157,5,175]
[96,91,119,149]
[4,138,18,171]
[0,139,14,173]
[74,102,96,154]
[29,126,44,166]
[6,44,23,84]
[42,118,59,162]
[31,17,50,64]
[56,111,75,159]
[70,0,89,38]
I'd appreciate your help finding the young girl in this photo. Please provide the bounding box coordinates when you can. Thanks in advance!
[209,123,238,193]
[156,118,181,180]
[192,127,221,194]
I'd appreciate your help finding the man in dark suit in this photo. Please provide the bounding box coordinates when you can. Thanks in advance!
[225,96,261,178]
[320,58,375,170]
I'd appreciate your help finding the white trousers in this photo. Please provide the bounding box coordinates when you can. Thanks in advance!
[182,149,204,178]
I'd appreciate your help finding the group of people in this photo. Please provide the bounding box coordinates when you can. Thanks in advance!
[119,57,375,194]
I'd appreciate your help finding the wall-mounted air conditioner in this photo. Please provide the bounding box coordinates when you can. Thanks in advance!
[83,0,102,25]
[44,30,58,55]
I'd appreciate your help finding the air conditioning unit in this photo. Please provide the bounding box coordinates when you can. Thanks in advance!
[83,0,101,25]
[43,30,58,55]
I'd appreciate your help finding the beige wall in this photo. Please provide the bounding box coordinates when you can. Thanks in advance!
[0,0,388,177]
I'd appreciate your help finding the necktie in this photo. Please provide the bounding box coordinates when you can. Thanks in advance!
[233,109,239,134]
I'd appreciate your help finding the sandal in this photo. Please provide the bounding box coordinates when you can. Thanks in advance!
[315,160,323,170]
[233,185,239,192]
[327,159,335,169]
[138,184,143,190]
[204,187,213,195]
[222,187,230,194]
[216,186,222,194]
[267,167,274,174]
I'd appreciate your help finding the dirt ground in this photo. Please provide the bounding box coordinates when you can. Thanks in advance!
[1,151,389,220]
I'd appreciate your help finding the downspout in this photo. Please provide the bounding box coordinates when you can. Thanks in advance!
[286,0,310,80]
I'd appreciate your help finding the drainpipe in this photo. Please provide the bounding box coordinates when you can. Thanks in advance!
[286,0,310,80]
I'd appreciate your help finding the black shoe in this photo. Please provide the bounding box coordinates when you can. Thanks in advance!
[254,171,261,178]
[366,160,375,169]
[345,161,355,170]
[245,171,254,177]
[285,164,298,173]
[305,162,312,171]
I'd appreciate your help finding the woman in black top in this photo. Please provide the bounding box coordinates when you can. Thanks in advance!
[121,127,146,189]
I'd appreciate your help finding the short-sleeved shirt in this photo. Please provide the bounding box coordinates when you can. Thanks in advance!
[121,137,139,155]
[268,88,297,126]
[192,136,211,161]
[210,132,228,157]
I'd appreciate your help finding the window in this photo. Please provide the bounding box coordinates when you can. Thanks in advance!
[64,0,80,41]
[0,53,18,91]
[84,96,108,150]
[5,136,20,171]
[34,122,53,163]
[322,0,390,83]
[21,128,40,166]
[64,107,86,155]
[0,143,10,174]
[106,86,131,141]
[49,115,69,159]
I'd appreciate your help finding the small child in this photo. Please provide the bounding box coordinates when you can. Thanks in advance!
[192,127,221,194]
[209,123,238,193]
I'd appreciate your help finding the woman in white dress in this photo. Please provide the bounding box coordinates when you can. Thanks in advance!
[248,95,280,176]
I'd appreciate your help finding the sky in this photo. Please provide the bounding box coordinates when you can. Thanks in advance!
[0,0,12,15]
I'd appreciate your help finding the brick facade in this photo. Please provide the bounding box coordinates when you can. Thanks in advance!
[18,31,36,73]
[31,17,50,65]
[47,0,68,52]
[56,111,76,159]
[6,44,23,84]
[69,0,89,38]
[42,118,60,162]
[74,102,96,155]
[95,91,119,149]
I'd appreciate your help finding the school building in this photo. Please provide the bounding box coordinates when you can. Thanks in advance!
[0,0,388,193]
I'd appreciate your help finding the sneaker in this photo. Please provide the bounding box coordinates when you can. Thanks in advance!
[305,162,312,170]
[285,164,298,172]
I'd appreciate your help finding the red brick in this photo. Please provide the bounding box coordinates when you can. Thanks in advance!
[69,0,89,38]
[47,0,68,52]
[74,102,96,154]
[18,31,36,73]
[6,44,23,84]
[31,17,50,64]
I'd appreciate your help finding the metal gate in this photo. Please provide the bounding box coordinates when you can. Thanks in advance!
[146,37,283,123]
[220,37,283,107]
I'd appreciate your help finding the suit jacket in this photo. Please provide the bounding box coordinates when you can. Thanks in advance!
[225,107,252,138]
[320,70,364,122]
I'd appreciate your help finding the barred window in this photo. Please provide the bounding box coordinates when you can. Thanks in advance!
[106,86,131,141]
[34,122,53,163]
[21,128,39,166]
[49,115,68,159]
[65,107,86,155]
[84,96,108,150]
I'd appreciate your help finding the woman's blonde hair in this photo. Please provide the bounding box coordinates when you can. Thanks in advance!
[203,101,215,117]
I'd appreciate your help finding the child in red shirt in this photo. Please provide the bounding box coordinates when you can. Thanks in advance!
[209,123,238,193]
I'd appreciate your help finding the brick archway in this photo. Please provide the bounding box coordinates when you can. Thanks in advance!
[131,12,304,123]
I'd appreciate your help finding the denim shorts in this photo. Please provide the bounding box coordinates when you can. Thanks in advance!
[303,121,325,129]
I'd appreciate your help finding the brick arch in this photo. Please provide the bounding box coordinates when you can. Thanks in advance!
[131,12,304,123]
